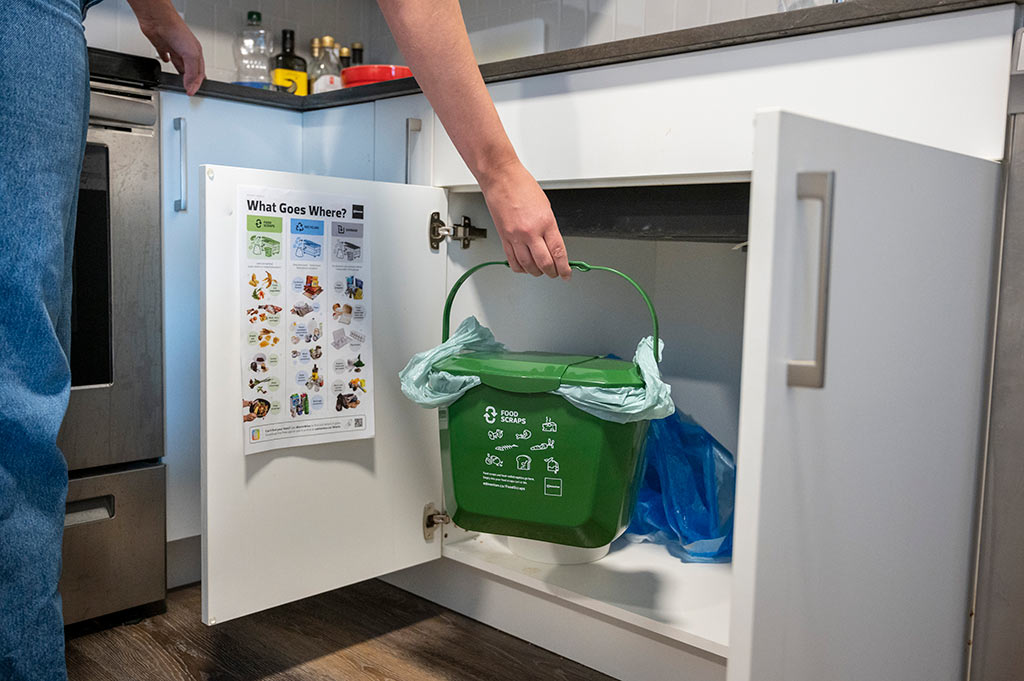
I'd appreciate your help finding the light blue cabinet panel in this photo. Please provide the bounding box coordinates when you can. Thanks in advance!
[373,94,434,185]
[160,91,302,542]
[302,103,375,179]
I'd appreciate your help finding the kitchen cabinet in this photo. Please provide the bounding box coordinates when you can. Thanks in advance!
[301,102,374,179]
[150,6,1016,678]
[200,107,999,681]
[160,92,303,543]
[299,93,433,183]
[372,94,435,185]
[165,5,1013,556]
[432,5,1013,188]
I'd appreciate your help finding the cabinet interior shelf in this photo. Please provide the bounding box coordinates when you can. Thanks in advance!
[442,533,732,658]
[548,183,750,243]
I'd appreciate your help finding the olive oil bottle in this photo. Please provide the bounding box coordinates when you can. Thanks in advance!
[272,29,307,96]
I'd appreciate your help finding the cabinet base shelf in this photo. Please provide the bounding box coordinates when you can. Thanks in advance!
[441,532,731,657]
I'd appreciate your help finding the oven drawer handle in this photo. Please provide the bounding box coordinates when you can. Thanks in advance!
[89,92,157,127]
[65,495,115,527]
[173,117,187,212]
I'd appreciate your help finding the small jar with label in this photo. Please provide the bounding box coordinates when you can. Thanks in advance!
[309,36,342,93]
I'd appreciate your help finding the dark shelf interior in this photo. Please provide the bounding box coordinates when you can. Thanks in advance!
[548,182,749,243]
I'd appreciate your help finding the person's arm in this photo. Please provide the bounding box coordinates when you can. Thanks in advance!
[126,0,205,96]
[376,0,570,279]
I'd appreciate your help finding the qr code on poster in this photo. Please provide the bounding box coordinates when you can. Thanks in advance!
[354,417,364,429]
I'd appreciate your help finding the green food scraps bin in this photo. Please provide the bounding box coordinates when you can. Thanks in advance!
[435,260,660,549]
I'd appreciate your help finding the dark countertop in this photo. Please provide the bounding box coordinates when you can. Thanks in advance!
[90,0,1019,110]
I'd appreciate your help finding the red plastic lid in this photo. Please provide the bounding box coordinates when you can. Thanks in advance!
[341,65,413,87]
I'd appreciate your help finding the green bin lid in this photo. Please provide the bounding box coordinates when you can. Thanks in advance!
[433,350,643,394]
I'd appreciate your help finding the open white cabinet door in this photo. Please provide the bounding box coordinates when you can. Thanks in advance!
[200,166,447,624]
[729,111,1000,681]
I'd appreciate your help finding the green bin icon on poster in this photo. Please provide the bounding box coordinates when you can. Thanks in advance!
[249,234,281,259]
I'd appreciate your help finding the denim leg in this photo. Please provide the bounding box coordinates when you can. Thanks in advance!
[0,1,90,680]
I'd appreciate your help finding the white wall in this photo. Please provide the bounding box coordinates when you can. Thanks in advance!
[84,0,819,81]
[84,0,370,84]
[365,0,803,65]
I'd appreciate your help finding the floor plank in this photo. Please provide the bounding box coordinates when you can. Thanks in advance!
[66,580,614,681]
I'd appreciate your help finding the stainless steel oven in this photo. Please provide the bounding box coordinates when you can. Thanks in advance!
[58,81,166,625]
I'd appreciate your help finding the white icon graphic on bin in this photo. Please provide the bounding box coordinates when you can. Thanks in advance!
[485,453,504,467]
[544,478,563,497]
[516,454,532,471]
[542,417,558,433]
[515,429,532,440]
[484,406,497,424]
[531,439,555,452]
[545,457,560,474]
[487,429,504,440]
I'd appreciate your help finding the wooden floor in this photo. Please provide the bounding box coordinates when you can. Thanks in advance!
[65,580,614,681]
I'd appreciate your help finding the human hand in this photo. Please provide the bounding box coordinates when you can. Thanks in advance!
[478,160,571,280]
[128,0,205,95]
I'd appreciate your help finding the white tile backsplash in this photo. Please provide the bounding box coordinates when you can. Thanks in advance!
[84,0,786,81]
[509,0,536,24]
[361,0,781,64]
[213,2,243,78]
[709,0,747,23]
[285,0,315,24]
[615,0,645,40]
[644,0,675,35]
[84,0,367,84]
[586,0,615,45]
[676,0,711,28]
[83,0,119,50]
[745,0,781,16]
[117,0,158,57]
[559,0,589,50]
[535,0,562,53]
[466,15,488,35]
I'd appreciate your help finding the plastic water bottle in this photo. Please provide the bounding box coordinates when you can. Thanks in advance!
[234,11,272,89]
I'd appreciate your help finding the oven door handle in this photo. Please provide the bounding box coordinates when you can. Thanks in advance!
[173,117,187,212]
[89,91,157,127]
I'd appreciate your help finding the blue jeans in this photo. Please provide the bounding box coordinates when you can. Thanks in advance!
[0,0,91,679]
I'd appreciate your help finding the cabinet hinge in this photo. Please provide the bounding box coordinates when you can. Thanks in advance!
[430,212,487,250]
[423,502,451,540]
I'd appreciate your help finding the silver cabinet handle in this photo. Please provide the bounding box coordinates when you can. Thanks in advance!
[173,117,187,212]
[405,117,422,184]
[787,171,835,389]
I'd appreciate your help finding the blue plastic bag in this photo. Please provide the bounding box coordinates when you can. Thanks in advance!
[624,409,736,563]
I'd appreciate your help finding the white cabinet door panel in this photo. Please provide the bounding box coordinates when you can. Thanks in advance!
[729,111,1000,681]
[200,166,447,624]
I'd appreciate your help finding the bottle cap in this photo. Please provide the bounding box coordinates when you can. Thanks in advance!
[352,42,364,50]
[311,37,322,48]
[339,46,351,56]
[322,36,336,48]
[247,11,261,24]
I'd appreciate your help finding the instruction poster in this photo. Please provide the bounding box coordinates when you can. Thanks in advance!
[238,185,374,454]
